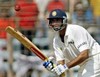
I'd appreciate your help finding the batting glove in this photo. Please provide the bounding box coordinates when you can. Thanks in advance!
[43,56,55,71]
[51,64,68,75]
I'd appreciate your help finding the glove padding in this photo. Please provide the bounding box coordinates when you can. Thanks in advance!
[51,64,68,75]
[43,61,54,71]
[43,56,55,71]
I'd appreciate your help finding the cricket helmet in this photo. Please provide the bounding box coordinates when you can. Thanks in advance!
[48,9,67,31]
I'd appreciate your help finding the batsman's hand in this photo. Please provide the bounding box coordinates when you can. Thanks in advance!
[43,56,55,71]
[51,64,68,75]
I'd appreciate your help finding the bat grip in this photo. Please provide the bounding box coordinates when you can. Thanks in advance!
[49,61,55,69]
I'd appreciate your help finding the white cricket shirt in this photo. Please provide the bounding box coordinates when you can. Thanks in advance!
[53,24,100,62]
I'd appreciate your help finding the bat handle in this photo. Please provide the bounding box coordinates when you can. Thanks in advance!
[50,60,55,69]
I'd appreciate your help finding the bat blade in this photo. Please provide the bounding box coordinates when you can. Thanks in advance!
[5,26,48,61]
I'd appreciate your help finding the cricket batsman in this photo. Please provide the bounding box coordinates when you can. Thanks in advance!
[43,9,100,77]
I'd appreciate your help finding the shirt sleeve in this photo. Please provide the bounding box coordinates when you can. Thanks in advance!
[72,26,90,52]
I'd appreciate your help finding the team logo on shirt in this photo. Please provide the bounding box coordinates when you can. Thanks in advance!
[52,11,57,16]
[68,41,74,44]
[77,42,87,49]
[60,47,63,51]
[57,47,63,52]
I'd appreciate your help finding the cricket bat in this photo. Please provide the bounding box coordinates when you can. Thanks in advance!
[5,26,66,77]
[5,26,48,61]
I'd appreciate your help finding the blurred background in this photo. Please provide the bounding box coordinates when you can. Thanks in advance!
[0,0,100,77]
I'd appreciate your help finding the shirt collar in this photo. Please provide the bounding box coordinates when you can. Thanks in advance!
[55,24,69,37]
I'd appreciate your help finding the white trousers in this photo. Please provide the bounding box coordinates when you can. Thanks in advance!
[78,53,100,77]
